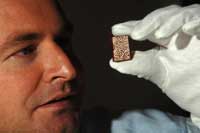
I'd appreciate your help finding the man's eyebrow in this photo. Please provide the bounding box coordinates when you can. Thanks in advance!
[0,32,42,52]
[10,32,42,42]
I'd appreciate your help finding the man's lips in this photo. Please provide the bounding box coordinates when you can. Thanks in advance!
[44,92,76,105]
[30,79,82,112]
[37,91,79,111]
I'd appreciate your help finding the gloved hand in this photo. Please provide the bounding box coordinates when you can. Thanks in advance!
[109,4,200,128]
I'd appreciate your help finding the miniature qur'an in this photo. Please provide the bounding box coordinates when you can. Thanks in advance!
[112,35,132,62]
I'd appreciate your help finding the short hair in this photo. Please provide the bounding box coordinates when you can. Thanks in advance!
[53,0,73,33]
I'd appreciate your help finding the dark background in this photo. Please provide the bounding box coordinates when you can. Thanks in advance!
[59,0,189,115]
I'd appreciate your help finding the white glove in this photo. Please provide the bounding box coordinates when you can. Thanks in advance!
[110,4,200,128]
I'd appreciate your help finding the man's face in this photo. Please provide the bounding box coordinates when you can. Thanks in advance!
[0,0,80,132]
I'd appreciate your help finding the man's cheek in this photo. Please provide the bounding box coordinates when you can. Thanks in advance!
[0,65,42,96]
[0,99,31,130]
[0,70,41,115]
[0,83,30,117]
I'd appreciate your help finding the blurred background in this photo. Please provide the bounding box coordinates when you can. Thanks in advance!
[58,0,189,116]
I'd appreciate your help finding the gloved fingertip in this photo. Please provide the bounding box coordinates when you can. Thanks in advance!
[109,59,117,68]
[112,24,132,36]
[109,59,126,73]
[109,59,127,73]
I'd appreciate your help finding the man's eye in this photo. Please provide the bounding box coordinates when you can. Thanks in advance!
[14,45,37,57]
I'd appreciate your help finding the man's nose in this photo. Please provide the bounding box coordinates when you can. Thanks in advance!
[42,41,77,83]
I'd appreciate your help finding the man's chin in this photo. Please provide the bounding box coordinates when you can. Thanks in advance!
[33,109,79,133]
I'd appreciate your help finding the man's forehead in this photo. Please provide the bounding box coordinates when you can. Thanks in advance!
[0,0,64,41]
[0,0,54,7]
[0,0,59,19]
